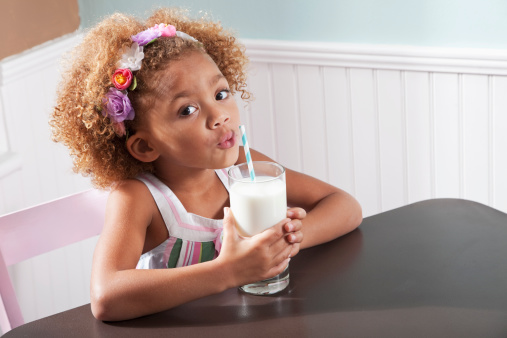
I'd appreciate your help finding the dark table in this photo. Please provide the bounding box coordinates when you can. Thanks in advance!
[5,199,507,337]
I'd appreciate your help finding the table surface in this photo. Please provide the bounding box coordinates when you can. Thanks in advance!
[5,199,507,338]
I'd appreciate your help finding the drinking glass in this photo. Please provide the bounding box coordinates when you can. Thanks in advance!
[228,161,289,295]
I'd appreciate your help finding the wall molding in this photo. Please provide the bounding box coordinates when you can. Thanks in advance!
[4,35,505,84]
[242,39,507,75]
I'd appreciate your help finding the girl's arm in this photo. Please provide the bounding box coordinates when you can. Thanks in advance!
[91,180,292,321]
[238,148,363,249]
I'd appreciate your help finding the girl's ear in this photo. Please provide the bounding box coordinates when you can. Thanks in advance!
[126,132,160,163]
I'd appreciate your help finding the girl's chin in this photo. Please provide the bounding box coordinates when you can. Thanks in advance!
[219,145,240,169]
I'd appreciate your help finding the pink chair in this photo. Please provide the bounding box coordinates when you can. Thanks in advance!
[0,189,108,333]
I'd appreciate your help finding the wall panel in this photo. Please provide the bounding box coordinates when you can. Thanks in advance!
[244,62,276,158]
[432,73,461,198]
[462,75,490,205]
[348,68,381,217]
[271,64,302,171]
[404,71,432,203]
[492,76,507,212]
[322,67,355,194]
[377,70,406,211]
[296,65,328,182]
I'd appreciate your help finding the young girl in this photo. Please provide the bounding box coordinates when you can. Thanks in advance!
[50,8,362,321]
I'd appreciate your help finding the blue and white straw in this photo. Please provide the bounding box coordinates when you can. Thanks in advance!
[239,125,256,181]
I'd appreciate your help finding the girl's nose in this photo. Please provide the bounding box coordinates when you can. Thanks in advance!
[214,115,230,128]
[208,108,230,129]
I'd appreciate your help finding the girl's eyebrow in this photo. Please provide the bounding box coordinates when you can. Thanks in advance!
[210,73,226,86]
[171,90,191,103]
[170,73,226,103]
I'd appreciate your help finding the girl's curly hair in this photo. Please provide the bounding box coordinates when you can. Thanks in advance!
[50,8,250,189]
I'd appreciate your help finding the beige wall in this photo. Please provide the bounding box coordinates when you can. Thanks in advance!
[0,0,79,60]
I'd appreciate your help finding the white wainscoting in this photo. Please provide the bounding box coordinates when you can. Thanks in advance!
[0,34,506,329]
[242,40,507,218]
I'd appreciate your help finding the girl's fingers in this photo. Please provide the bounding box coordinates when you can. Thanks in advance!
[286,231,303,244]
[284,219,302,233]
[287,207,306,219]
[274,243,293,262]
[269,232,292,255]
[267,257,291,278]
[255,218,291,245]
[289,243,300,258]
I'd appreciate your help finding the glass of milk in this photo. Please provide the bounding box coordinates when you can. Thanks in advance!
[228,161,289,295]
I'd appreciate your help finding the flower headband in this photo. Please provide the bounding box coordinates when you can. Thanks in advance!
[101,24,198,136]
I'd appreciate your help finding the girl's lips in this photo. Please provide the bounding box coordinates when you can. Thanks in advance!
[217,131,236,149]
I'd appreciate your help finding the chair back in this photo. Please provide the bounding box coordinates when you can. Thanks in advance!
[0,189,108,333]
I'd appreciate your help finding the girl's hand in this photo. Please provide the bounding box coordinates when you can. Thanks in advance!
[218,207,293,287]
[285,207,306,258]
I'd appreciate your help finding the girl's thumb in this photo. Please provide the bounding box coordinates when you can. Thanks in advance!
[222,207,236,238]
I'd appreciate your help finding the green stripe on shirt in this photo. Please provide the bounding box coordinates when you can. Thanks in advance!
[167,238,183,268]
[200,241,216,263]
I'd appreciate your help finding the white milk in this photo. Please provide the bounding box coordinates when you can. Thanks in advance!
[230,176,287,237]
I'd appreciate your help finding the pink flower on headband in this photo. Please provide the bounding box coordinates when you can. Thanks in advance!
[102,88,135,124]
[112,68,133,90]
[151,24,176,37]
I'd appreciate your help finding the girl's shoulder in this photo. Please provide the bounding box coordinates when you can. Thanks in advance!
[111,178,151,198]
[107,178,158,221]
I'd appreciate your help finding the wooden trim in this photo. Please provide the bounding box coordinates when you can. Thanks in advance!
[242,39,507,75]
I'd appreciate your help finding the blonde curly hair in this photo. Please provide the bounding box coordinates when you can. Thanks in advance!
[50,8,250,189]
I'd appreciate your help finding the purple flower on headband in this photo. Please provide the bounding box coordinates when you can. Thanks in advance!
[131,29,161,46]
[101,88,135,123]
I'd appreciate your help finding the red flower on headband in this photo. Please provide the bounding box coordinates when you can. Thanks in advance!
[112,68,133,90]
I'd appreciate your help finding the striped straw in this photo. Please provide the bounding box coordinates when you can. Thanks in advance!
[239,125,256,181]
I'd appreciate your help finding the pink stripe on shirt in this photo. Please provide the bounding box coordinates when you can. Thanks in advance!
[191,242,202,265]
[182,241,191,266]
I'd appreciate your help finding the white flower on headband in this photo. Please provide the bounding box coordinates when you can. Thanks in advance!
[117,42,144,71]
[176,31,198,42]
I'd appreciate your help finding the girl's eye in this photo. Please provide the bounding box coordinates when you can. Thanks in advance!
[181,106,197,116]
[216,89,230,101]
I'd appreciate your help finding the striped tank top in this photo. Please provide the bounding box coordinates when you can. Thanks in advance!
[136,168,230,269]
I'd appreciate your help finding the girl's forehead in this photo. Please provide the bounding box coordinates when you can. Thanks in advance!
[146,51,225,111]
[158,51,222,87]
[166,51,219,75]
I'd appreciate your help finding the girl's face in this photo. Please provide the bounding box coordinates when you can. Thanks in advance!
[138,50,241,172]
